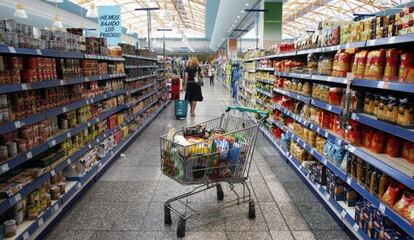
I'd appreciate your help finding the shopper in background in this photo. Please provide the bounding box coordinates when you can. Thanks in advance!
[208,64,215,86]
[183,57,203,117]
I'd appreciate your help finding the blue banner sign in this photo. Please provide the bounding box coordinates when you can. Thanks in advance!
[98,5,122,45]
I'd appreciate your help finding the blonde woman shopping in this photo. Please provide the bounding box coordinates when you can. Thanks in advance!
[183,57,203,117]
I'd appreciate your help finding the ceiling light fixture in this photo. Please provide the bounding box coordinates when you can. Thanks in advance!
[52,16,64,30]
[237,15,241,19]
[245,3,249,7]
[14,3,28,19]
[46,0,64,2]
[86,3,98,18]
[126,25,134,34]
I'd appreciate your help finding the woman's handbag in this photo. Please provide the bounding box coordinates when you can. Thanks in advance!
[195,68,204,86]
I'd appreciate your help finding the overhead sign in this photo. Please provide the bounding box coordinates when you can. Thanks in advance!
[98,5,121,46]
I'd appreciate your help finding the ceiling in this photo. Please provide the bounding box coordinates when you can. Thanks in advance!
[69,0,206,38]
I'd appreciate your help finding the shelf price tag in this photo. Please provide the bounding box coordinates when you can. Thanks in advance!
[22,232,29,240]
[62,106,68,113]
[36,49,42,55]
[21,83,28,90]
[1,164,9,173]
[323,159,328,165]
[347,145,356,153]
[50,170,56,176]
[88,144,92,149]
[8,46,16,53]
[38,218,44,226]
[67,132,71,138]
[346,176,352,185]
[49,139,56,147]
[340,210,347,218]
[67,158,72,165]
[353,223,359,232]
[327,105,333,111]
[54,204,59,212]
[14,121,21,129]
[324,192,330,201]
[76,183,82,190]
[388,36,396,44]
[98,162,103,169]
[379,203,386,214]
[26,151,32,159]
[14,193,22,203]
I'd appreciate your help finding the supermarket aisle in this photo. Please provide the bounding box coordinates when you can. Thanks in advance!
[45,84,352,240]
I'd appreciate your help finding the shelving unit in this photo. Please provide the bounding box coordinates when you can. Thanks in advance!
[0,44,168,240]
[238,32,414,240]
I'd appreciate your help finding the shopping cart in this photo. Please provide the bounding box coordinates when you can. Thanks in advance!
[160,106,269,237]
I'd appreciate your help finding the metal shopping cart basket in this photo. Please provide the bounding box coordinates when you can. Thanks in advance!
[160,106,269,237]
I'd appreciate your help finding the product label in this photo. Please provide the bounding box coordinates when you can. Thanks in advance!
[36,49,42,55]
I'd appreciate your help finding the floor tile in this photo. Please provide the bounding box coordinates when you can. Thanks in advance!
[277,202,310,231]
[90,230,139,240]
[291,231,317,240]
[226,231,272,240]
[270,231,295,240]
[313,230,351,240]
[260,202,289,231]
[46,230,95,240]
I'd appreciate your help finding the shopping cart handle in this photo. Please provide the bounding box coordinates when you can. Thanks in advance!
[225,106,269,120]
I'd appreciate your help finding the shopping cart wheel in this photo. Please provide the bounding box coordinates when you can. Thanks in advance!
[216,184,224,201]
[164,204,172,225]
[177,218,186,237]
[248,201,256,219]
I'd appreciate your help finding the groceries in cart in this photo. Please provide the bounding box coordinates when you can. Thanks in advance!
[162,125,248,183]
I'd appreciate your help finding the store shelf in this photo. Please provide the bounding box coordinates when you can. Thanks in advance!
[126,90,158,108]
[346,145,414,190]
[273,88,311,105]
[239,93,251,102]
[261,127,369,240]
[8,103,166,240]
[239,85,255,95]
[256,79,273,85]
[351,113,414,142]
[0,74,127,94]
[0,104,126,175]
[255,99,273,111]
[84,54,124,61]
[274,103,311,127]
[311,75,348,84]
[0,46,124,61]
[256,67,275,72]
[127,82,157,95]
[308,122,346,146]
[365,34,414,47]
[310,99,344,115]
[125,74,159,82]
[267,119,414,238]
[125,65,158,69]
[245,34,414,62]
[352,79,414,93]
[0,88,127,135]
[256,88,273,98]
[122,54,158,61]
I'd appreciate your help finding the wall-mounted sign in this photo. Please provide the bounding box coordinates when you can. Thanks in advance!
[98,5,121,46]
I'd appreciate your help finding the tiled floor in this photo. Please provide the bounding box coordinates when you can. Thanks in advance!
[45,83,353,240]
